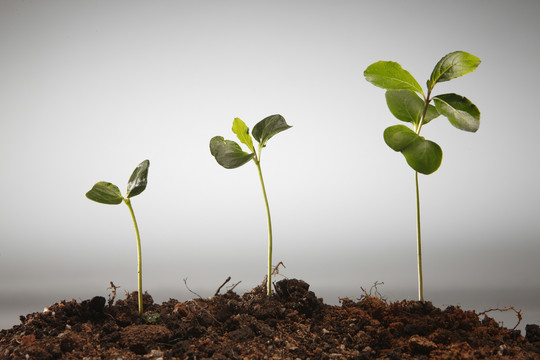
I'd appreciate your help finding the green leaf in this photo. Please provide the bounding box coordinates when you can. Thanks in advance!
[252,114,292,148]
[86,181,123,205]
[385,90,420,124]
[428,51,481,88]
[401,137,443,175]
[385,90,440,126]
[423,104,440,125]
[383,125,418,152]
[364,61,424,95]
[126,160,150,198]
[433,93,480,132]
[232,118,255,153]
[210,136,254,169]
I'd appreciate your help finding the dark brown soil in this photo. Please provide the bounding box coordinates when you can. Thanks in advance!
[1,279,539,359]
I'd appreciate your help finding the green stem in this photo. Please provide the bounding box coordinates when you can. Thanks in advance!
[412,92,432,302]
[254,157,273,296]
[124,198,143,315]
[416,89,432,134]
[415,171,424,302]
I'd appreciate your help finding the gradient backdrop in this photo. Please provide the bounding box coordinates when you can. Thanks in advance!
[1,0,539,331]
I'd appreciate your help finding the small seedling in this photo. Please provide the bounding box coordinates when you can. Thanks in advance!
[364,51,481,301]
[85,159,150,315]
[210,114,291,295]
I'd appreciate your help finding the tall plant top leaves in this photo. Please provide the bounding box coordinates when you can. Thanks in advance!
[428,51,481,89]
[210,136,254,169]
[126,160,150,198]
[364,61,423,95]
[252,114,292,147]
[86,181,123,205]
[232,118,255,152]
[385,90,440,126]
[433,94,480,132]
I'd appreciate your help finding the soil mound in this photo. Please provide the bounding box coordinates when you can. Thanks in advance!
[1,279,539,359]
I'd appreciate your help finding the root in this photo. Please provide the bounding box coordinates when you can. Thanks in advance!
[183,278,203,299]
[106,282,120,307]
[215,276,231,296]
[182,299,220,326]
[359,281,386,301]
[228,280,241,292]
[260,261,288,290]
[272,261,287,277]
[479,305,523,330]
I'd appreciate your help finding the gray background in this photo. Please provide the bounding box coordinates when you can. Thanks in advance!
[1,0,539,332]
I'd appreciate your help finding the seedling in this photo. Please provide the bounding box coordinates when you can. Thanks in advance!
[364,51,481,301]
[210,115,291,295]
[85,159,150,315]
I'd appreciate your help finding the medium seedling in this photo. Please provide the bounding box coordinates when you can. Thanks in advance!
[86,159,150,315]
[210,115,291,295]
[364,51,481,301]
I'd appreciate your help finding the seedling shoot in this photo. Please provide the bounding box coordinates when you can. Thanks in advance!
[85,159,150,315]
[364,51,481,301]
[210,115,291,295]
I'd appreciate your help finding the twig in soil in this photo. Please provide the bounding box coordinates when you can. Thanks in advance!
[183,278,203,299]
[359,281,386,301]
[260,261,288,290]
[479,305,523,330]
[106,282,120,307]
[228,281,241,292]
[215,276,231,296]
[272,261,287,276]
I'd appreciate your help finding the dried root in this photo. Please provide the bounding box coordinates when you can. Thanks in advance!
[260,261,288,291]
[183,278,203,299]
[479,305,523,330]
[215,276,231,296]
[106,281,120,307]
[359,281,386,301]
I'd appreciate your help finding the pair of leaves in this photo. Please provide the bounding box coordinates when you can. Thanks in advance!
[365,51,481,93]
[385,90,480,132]
[210,114,291,169]
[86,160,150,205]
[364,51,481,174]
[384,125,442,175]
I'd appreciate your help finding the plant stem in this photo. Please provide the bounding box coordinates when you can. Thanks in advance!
[416,89,432,134]
[415,171,424,302]
[254,157,273,296]
[124,198,143,315]
[413,92,431,302]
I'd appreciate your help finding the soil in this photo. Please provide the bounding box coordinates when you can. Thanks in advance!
[1,279,539,359]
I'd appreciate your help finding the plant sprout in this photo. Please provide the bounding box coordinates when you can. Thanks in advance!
[364,51,481,301]
[210,115,291,296]
[85,159,150,315]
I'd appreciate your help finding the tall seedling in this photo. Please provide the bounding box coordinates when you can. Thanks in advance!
[86,160,150,315]
[210,115,291,295]
[364,51,481,301]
